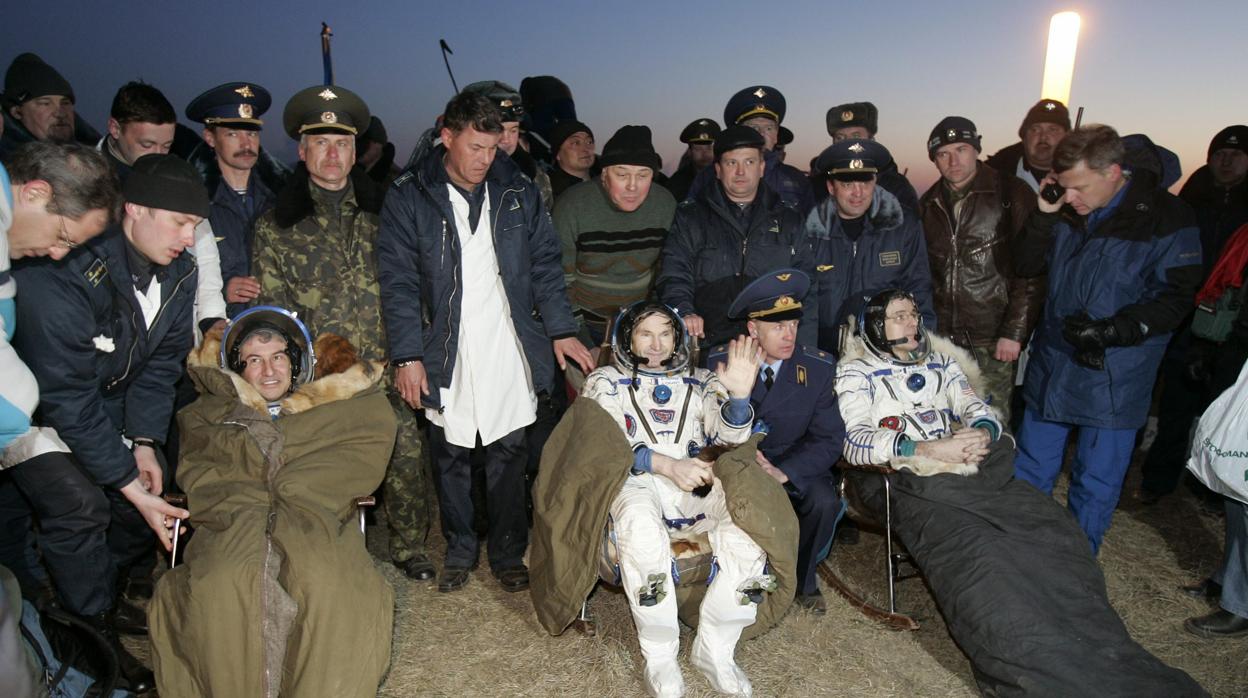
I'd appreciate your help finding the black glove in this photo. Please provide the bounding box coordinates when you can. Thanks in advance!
[1185,339,1215,384]
[1062,312,1143,351]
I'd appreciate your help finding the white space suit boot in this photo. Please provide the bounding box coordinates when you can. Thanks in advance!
[642,652,685,698]
[689,575,761,696]
[632,571,684,698]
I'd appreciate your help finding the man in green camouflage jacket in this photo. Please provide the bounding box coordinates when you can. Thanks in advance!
[251,85,435,580]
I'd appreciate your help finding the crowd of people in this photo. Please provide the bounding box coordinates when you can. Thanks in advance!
[0,49,1244,697]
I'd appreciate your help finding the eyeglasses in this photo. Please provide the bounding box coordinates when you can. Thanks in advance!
[57,215,80,251]
[885,310,920,323]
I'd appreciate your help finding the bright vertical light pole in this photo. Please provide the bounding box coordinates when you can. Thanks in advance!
[1041,11,1081,105]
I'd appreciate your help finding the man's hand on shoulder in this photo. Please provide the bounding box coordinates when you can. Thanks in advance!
[683,314,705,339]
[553,337,594,374]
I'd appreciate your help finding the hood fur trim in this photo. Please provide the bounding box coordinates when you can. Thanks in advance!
[805,185,904,241]
[189,328,385,415]
[273,163,383,229]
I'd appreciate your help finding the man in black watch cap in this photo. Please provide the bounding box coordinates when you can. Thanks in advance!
[986,99,1072,194]
[660,124,816,354]
[8,153,206,693]
[1,53,100,160]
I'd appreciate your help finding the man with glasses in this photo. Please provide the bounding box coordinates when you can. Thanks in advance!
[7,153,205,692]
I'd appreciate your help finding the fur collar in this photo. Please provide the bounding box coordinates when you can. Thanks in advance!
[188,330,385,416]
[839,326,998,477]
[273,163,384,229]
[805,185,904,240]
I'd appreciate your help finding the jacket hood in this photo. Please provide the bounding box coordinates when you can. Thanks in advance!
[187,328,386,416]
[1122,134,1181,190]
[273,162,384,229]
[805,184,904,240]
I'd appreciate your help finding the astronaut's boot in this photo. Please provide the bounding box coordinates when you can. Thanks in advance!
[632,572,684,698]
[690,575,771,696]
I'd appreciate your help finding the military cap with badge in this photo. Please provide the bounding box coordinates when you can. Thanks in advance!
[282,84,370,139]
[679,118,720,145]
[728,268,811,323]
[827,102,878,137]
[462,80,525,123]
[814,138,891,181]
[186,82,271,129]
[724,85,786,125]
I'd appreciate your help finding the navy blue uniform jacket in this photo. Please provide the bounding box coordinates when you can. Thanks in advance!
[709,344,844,498]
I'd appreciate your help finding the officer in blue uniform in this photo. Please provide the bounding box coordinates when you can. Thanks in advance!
[709,269,846,613]
[185,82,279,317]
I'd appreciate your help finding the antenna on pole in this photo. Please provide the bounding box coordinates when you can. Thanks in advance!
[321,23,334,86]
[439,39,459,93]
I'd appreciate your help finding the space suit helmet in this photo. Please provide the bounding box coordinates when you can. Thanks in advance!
[859,289,930,365]
[221,305,316,387]
[611,302,692,377]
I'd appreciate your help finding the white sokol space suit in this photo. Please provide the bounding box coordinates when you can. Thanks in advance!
[581,305,767,698]
[835,291,1002,468]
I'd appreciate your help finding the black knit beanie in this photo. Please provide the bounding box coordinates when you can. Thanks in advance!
[599,125,661,171]
[124,154,211,218]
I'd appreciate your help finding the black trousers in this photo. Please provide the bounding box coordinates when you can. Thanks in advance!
[0,473,45,597]
[9,452,152,616]
[788,474,845,596]
[429,425,528,571]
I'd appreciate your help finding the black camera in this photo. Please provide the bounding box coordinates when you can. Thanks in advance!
[1040,181,1066,205]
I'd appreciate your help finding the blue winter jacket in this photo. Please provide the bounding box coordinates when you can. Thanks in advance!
[1017,170,1202,429]
[686,150,815,215]
[805,186,936,352]
[377,147,578,409]
[12,228,197,487]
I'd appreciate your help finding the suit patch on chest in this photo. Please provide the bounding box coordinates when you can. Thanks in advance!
[879,250,901,267]
[917,409,939,424]
[84,259,108,287]
[649,409,676,424]
[879,415,903,432]
[625,414,637,437]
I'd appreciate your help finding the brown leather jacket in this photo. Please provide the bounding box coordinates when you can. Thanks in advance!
[919,163,1044,348]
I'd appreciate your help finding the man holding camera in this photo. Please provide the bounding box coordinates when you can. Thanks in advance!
[1011,124,1202,554]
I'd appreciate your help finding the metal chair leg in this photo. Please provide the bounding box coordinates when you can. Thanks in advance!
[884,473,896,614]
[571,599,596,636]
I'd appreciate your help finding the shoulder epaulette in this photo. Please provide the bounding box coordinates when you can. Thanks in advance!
[800,346,835,366]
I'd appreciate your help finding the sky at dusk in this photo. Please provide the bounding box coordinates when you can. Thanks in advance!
[3,0,1245,193]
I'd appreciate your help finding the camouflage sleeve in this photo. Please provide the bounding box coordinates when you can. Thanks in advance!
[251,214,296,312]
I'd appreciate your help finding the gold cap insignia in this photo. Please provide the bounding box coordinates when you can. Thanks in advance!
[776,296,794,307]
[849,159,864,169]
[841,110,854,122]
[777,273,791,281]
[234,85,255,98]
[697,132,709,140]
[753,88,767,99]
[947,129,956,139]
[847,143,864,153]
[1230,136,1241,145]
[1044,101,1056,110]
[318,89,338,101]
[321,111,338,124]
[239,104,254,119]
[500,99,513,108]
[699,119,709,126]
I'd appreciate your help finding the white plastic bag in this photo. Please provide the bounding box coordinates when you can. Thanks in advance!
[1187,359,1248,505]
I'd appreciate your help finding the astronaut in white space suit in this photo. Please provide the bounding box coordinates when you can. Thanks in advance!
[581,302,765,698]
[836,289,1004,470]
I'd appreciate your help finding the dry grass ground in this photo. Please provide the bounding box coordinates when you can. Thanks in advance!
[133,462,1245,697]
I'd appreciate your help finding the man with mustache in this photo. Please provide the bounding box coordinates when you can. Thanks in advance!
[0,53,99,161]
[186,82,284,318]
[986,99,1072,194]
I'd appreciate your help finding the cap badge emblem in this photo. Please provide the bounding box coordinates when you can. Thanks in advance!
[849,159,864,169]
[753,88,767,98]
[1229,136,1240,145]
[947,129,957,139]
[1044,102,1056,110]
[500,99,513,108]
[234,85,255,98]
[777,296,794,307]
[318,89,338,101]
[321,111,338,124]
[848,143,864,153]
[841,110,854,121]
[777,273,791,281]
[239,104,254,119]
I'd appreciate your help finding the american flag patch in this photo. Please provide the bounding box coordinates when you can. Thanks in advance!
[960,379,974,397]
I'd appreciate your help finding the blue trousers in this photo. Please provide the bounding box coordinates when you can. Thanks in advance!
[787,475,846,596]
[1013,407,1138,555]
[1213,497,1248,618]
